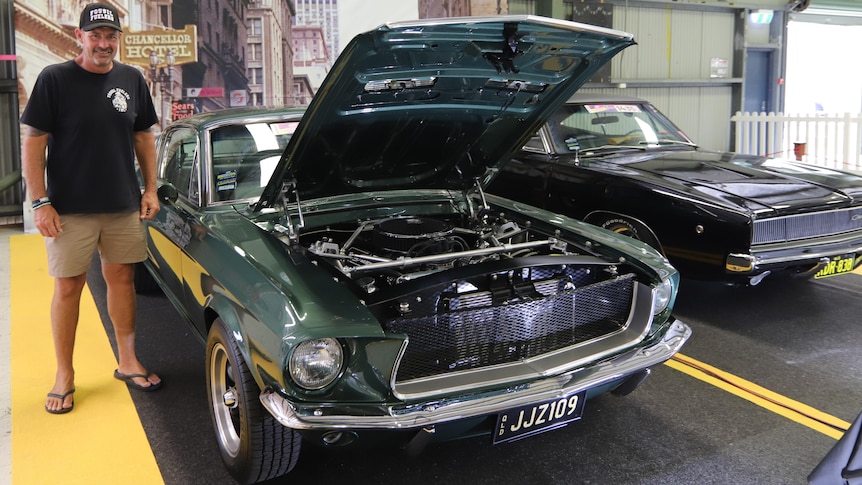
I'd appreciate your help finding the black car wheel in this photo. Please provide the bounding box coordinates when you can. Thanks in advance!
[206,318,301,484]
[601,218,662,252]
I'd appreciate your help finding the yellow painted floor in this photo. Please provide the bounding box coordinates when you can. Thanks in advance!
[8,233,162,484]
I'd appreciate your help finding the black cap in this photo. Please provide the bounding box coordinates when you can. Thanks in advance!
[79,3,123,32]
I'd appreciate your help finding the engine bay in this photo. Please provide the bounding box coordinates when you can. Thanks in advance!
[302,212,570,286]
[296,211,630,322]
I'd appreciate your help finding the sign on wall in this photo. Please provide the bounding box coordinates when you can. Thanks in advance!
[120,25,199,67]
[186,88,225,98]
[230,90,249,107]
[171,101,197,121]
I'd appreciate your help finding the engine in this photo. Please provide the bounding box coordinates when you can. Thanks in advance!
[372,217,459,257]
[303,213,571,293]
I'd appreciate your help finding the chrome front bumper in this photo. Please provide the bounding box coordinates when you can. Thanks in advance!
[727,231,862,273]
[259,319,691,431]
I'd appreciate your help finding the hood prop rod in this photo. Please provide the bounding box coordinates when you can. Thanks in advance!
[466,177,491,221]
[278,179,305,242]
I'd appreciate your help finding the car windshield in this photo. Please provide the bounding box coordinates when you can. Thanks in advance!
[547,102,693,154]
[210,120,298,203]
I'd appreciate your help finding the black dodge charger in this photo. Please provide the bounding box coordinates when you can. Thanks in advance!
[490,94,862,285]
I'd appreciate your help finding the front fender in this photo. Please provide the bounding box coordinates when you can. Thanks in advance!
[206,288,314,396]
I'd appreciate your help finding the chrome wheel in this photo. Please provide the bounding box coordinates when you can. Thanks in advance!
[209,341,241,458]
[205,318,302,484]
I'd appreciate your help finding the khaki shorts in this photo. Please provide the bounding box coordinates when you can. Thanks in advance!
[45,212,147,278]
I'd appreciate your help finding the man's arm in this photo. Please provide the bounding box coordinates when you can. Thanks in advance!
[134,127,160,220]
[21,124,63,237]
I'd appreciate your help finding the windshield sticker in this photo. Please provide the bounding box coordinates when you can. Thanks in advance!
[271,121,299,135]
[216,170,238,191]
[585,104,642,114]
[563,136,581,151]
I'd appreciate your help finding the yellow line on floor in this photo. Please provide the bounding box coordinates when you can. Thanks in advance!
[666,353,851,440]
[10,234,163,484]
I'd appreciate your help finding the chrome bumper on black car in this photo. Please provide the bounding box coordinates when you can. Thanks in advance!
[259,319,691,431]
[727,230,862,274]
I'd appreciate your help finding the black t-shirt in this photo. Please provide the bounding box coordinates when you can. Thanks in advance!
[21,60,159,214]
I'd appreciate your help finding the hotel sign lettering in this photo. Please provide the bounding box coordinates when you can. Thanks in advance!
[120,25,198,67]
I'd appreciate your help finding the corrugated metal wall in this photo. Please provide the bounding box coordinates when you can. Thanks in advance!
[611,7,734,80]
[577,4,737,151]
[508,0,537,15]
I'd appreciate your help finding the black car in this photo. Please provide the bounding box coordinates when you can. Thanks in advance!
[490,94,862,285]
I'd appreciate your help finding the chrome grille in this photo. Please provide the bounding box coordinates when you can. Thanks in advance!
[384,274,635,383]
[752,207,862,245]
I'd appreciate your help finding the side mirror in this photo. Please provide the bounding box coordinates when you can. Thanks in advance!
[157,183,178,204]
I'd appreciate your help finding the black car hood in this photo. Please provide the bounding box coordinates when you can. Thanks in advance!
[598,148,862,214]
[259,16,635,206]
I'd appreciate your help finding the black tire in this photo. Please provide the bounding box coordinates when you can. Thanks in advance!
[601,218,662,253]
[206,318,301,484]
[133,262,160,294]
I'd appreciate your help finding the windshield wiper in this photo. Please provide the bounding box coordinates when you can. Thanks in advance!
[580,144,647,154]
[638,139,697,148]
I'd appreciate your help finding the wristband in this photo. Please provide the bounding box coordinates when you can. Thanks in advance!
[32,197,52,210]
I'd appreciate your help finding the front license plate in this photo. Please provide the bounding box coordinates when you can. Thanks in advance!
[814,253,857,279]
[493,391,586,444]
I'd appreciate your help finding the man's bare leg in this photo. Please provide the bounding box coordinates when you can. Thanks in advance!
[46,274,87,412]
[102,261,160,388]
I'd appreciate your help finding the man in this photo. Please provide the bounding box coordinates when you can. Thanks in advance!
[21,2,163,414]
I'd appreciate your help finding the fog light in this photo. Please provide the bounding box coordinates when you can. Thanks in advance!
[727,253,755,272]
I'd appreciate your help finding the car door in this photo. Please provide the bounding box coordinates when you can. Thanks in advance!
[147,126,200,323]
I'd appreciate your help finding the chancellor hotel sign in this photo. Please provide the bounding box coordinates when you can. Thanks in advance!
[120,25,198,67]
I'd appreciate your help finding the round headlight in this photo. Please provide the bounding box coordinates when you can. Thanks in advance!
[653,278,673,315]
[289,338,343,390]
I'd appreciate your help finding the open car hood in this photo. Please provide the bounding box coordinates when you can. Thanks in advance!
[259,15,635,206]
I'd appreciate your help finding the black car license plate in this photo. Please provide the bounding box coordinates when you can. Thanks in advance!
[814,253,857,279]
[493,391,586,444]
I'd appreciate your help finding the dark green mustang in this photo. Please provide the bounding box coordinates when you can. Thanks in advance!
[140,15,691,484]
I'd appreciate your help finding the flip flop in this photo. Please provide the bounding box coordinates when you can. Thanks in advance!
[113,369,163,392]
[46,388,75,414]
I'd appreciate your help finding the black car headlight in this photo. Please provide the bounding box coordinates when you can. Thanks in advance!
[652,278,673,315]
[289,338,344,390]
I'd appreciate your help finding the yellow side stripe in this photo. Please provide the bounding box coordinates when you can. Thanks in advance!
[667,353,850,440]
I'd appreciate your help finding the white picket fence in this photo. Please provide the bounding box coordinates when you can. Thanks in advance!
[731,111,862,172]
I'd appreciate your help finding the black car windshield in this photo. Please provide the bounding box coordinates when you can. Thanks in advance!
[547,102,694,154]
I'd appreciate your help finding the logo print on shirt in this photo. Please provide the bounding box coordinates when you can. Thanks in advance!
[107,87,130,113]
